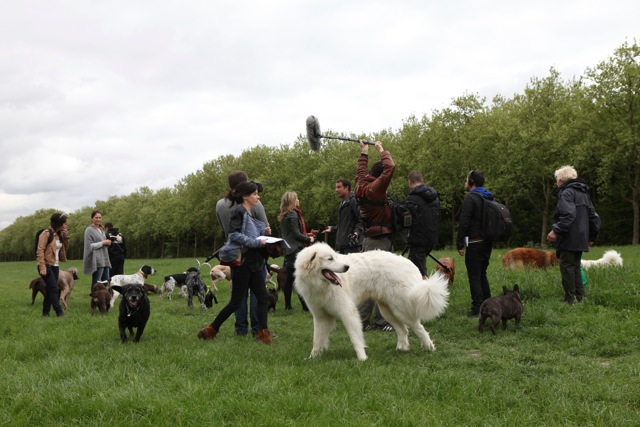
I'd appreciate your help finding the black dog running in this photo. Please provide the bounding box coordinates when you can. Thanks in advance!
[111,283,150,343]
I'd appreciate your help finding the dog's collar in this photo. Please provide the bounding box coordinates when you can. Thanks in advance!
[139,270,148,279]
[126,303,141,317]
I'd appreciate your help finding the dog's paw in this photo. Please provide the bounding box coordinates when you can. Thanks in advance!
[422,340,436,351]
[309,348,324,359]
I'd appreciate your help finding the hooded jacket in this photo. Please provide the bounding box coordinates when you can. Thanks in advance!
[552,179,600,252]
[406,184,440,250]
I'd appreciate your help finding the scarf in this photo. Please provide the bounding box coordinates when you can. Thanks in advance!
[295,208,307,235]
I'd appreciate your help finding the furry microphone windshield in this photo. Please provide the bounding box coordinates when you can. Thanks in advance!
[306,115,322,151]
[305,115,376,151]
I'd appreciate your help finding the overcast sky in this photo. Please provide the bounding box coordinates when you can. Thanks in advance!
[1,0,638,230]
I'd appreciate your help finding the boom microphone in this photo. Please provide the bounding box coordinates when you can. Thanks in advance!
[305,115,376,152]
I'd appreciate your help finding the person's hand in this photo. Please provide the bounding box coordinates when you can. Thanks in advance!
[102,239,112,246]
[265,226,271,236]
[359,140,369,155]
[546,230,557,242]
[309,235,315,243]
[322,226,333,234]
[61,224,69,237]
[259,237,268,247]
[375,141,384,154]
[348,232,359,246]
[39,267,47,276]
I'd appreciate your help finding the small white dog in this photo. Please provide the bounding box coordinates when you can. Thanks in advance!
[581,250,623,270]
[110,265,156,307]
[294,243,449,361]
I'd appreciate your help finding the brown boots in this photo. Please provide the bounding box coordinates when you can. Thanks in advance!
[197,325,218,340]
[198,325,272,344]
[255,329,272,345]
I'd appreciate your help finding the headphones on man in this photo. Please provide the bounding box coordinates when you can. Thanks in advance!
[467,170,476,187]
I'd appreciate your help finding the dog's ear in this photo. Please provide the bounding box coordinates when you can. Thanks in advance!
[111,285,124,294]
[513,284,519,293]
[502,286,509,295]
[305,250,317,271]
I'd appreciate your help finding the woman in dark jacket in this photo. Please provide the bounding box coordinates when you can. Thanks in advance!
[197,181,273,344]
[278,191,315,311]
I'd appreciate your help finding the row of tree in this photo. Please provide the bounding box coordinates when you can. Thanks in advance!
[1,41,638,262]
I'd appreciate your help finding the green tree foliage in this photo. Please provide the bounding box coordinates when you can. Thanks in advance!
[1,41,639,260]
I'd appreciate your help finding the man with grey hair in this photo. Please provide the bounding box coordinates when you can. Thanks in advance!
[547,165,600,304]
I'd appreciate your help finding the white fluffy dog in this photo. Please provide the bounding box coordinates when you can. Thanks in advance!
[294,243,450,361]
[581,250,623,270]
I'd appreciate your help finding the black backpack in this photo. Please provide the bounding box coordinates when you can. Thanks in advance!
[471,193,513,241]
[34,227,55,258]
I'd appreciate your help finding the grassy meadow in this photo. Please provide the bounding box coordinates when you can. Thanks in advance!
[1,246,639,426]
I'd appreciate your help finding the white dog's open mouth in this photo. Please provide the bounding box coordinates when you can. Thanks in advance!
[321,269,342,287]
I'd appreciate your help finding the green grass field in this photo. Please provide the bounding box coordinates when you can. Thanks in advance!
[1,247,639,426]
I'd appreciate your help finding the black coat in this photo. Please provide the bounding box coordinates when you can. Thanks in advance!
[333,193,364,249]
[406,184,440,250]
[552,179,600,252]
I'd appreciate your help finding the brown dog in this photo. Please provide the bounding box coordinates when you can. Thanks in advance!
[29,267,78,308]
[502,248,558,269]
[143,283,158,294]
[90,282,113,315]
[435,257,455,286]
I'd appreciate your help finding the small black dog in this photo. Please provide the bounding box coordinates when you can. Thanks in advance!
[111,283,150,343]
[479,284,523,335]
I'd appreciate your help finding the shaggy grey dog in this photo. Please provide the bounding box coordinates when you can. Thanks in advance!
[478,284,523,335]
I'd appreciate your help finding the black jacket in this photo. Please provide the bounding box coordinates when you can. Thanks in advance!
[105,227,127,260]
[552,179,600,252]
[333,192,364,249]
[406,184,440,250]
[456,189,493,250]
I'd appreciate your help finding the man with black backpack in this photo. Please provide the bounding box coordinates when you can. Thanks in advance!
[405,171,440,279]
[457,170,494,318]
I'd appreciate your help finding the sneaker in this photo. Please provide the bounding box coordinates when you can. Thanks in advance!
[563,298,577,305]
[57,312,67,318]
[236,330,248,337]
[381,324,394,332]
[467,310,480,318]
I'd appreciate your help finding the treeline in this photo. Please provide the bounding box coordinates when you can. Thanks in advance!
[1,41,638,261]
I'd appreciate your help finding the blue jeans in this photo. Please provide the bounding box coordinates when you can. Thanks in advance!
[234,267,262,335]
[41,265,63,316]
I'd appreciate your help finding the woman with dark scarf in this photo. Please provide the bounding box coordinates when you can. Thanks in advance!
[278,191,315,311]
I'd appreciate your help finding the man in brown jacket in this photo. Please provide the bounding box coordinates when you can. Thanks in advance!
[354,140,396,331]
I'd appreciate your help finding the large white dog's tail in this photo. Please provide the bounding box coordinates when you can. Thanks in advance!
[411,271,450,322]
[581,249,623,270]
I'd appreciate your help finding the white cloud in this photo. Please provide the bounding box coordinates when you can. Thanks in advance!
[1,0,638,229]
